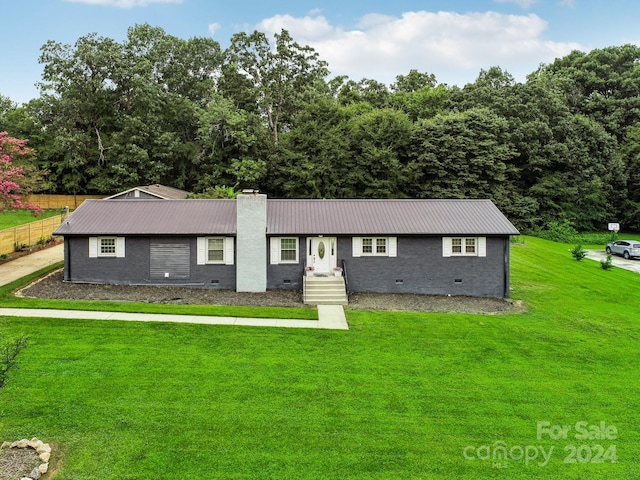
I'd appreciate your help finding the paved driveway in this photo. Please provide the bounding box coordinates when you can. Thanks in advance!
[585,249,640,273]
[0,243,64,286]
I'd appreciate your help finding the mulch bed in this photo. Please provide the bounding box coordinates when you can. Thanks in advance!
[0,447,40,480]
[18,269,525,314]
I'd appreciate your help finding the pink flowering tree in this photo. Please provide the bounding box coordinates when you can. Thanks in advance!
[0,131,44,215]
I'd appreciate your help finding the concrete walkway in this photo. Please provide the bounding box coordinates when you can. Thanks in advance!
[0,307,349,330]
[0,244,349,330]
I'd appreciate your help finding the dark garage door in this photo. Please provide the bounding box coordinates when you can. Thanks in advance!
[150,240,190,279]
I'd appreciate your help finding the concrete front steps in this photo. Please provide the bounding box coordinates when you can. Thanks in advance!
[303,275,348,305]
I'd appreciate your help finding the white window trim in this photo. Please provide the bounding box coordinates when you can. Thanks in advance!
[89,237,125,258]
[197,237,234,265]
[442,237,486,257]
[270,237,299,264]
[352,237,397,257]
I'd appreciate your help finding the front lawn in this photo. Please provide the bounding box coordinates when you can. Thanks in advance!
[0,236,639,479]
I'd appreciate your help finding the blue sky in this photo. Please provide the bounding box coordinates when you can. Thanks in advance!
[3,0,640,105]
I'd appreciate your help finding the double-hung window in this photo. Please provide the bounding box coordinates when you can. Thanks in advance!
[361,237,388,255]
[99,237,117,256]
[280,238,298,262]
[270,237,299,264]
[451,237,476,255]
[352,237,397,257]
[207,238,225,263]
[196,237,234,265]
[443,237,486,257]
[89,237,125,258]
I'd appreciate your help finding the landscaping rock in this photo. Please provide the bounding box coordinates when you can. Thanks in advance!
[28,439,43,450]
[36,443,51,454]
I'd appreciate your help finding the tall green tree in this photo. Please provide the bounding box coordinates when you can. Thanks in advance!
[535,45,640,141]
[276,95,415,198]
[38,32,121,194]
[618,123,640,229]
[409,107,519,214]
[392,70,437,93]
[222,29,329,145]
[196,93,268,191]
[37,24,223,193]
[334,78,391,109]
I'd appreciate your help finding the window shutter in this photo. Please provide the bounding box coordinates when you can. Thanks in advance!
[225,237,234,265]
[478,237,487,257]
[352,237,362,257]
[270,237,280,264]
[89,237,98,258]
[116,237,126,258]
[388,237,397,257]
[196,237,206,265]
[442,237,452,257]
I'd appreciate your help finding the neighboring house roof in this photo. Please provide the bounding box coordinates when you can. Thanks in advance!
[54,198,519,237]
[108,184,189,200]
[54,200,236,235]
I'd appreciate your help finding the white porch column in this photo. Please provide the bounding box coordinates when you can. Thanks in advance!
[236,191,267,292]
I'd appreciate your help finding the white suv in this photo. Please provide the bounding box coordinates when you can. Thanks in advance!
[606,240,640,259]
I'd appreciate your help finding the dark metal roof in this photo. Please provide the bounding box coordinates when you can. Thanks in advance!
[267,199,519,235]
[54,198,519,237]
[54,199,236,235]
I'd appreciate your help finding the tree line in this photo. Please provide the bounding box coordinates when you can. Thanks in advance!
[1,24,639,232]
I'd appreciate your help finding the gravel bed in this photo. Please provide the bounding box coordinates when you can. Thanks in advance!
[0,447,40,480]
[18,269,525,314]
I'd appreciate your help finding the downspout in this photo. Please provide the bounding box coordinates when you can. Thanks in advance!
[64,237,71,282]
[503,237,510,298]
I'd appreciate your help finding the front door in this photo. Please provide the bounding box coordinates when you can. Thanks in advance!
[308,237,337,274]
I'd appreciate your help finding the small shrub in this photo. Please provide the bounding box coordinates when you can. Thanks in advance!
[36,234,50,247]
[0,333,28,388]
[0,253,8,261]
[510,235,526,244]
[14,243,29,252]
[570,245,586,261]
[570,231,615,245]
[600,254,614,270]
[533,220,579,243]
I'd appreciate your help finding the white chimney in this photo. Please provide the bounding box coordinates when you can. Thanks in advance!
[236,191,267,292]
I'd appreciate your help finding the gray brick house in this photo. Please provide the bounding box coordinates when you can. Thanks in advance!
[54,192,519,300]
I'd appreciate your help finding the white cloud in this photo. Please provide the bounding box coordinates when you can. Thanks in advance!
[493,0,538,8]
[64,0,182,8]
[208,23,221,35]
[256,14,336,41]
[255,10,582,87]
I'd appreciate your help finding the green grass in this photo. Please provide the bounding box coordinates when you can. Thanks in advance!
[0,209,61,230]
[1,236,639,479]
